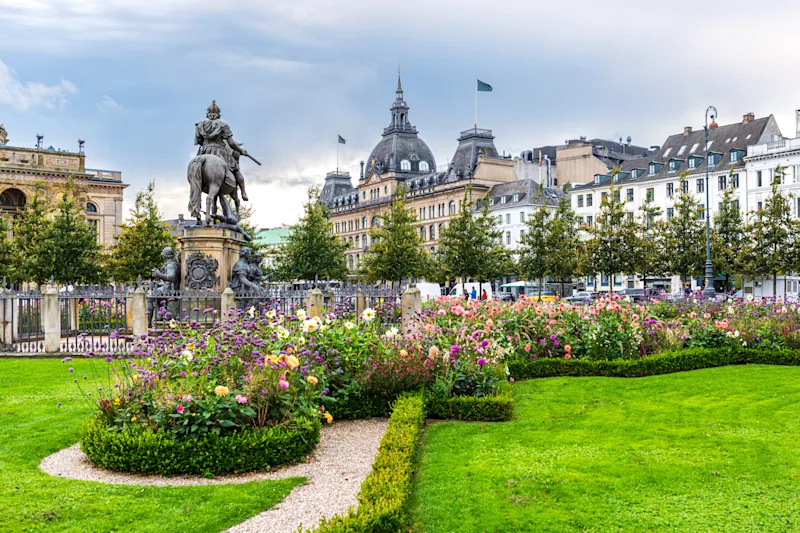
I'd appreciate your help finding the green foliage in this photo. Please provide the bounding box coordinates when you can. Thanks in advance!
[305,393,425,533]
[546,190,582,294]
[584,179,638,292]
[361,184,427,284]
[0,215,14,281]
[634,194,667,288]
[237,203,263,253]
[81,415,320,475]
[272,186,348,281]
[740,166,799,296]
[11,183,52,284]
[663,173,705,282]
[711,170,744,292]
[425,385,513,421]
[518,191,551,295]
[473,194,510,283]
[108,181,177,283]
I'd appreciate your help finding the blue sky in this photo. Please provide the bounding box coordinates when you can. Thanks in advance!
[2,0,799,228]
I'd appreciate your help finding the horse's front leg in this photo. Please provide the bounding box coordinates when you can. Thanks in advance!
[206,184,220,226]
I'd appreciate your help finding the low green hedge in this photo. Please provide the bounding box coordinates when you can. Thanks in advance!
[303,393,426,532]
[425,387,514,421]
[328,393,394,420]
[81,416,321,476]
[507,347,800,380]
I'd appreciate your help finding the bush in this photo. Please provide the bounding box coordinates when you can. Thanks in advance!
[303,393,426,532]
[425,386,513,421]
[81,415,320,476]
[507,347,800,380]
[327,393,394,420]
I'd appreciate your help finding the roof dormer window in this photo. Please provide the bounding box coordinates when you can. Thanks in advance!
[648,163,656,176]
[668,159,682,172]
[400,159,411,171]
[513,193,520,202]
[707,153,721,167]
[730,149,744,162]
[501,196,507,205]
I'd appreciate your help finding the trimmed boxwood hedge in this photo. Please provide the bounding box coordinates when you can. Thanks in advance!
[328,393,393,420]
[507,346,800,380]
[80,416,320,476]
[304,393,426,532]
[425,386,514,421]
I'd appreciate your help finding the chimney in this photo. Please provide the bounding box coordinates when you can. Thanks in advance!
[683,126,692,136]
[743,112,755,124]
[795,109,800,139]
[359,160,365,179]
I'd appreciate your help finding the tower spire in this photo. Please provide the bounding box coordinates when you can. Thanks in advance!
[396,64,403,98]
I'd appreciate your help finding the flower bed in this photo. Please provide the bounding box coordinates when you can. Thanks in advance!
[80,415,320,475]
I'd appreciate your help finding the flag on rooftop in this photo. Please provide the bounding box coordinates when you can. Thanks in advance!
[338,135,346,144]
[477,79,492,92]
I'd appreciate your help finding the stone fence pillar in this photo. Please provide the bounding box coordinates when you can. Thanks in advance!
[401,287,422,332]
[306,288,324,318]
[221,288,236,318]
[43,288,60,353]
[0,289,12,346]
[131,287,147,339]
[355,289,366,318]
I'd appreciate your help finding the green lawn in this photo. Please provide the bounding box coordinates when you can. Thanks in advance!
[411,365,800,533]
[0,358,303,533]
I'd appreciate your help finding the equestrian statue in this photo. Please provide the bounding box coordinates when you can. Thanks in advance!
[187,100,260,235]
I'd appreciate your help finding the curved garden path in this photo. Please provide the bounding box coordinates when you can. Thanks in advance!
[40,419,388,532]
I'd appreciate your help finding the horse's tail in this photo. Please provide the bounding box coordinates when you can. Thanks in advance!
[187,156,204,219]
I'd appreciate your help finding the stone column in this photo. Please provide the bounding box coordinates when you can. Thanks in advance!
[306,288,324,318]
[131,287,147,339]
[221,288,236,318]
[355,289,366,318]
[401,287,422,331]
[0,289,12,346]
[43,288,60,353]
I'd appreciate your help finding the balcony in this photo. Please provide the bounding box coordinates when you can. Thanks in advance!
[748,137,800,157]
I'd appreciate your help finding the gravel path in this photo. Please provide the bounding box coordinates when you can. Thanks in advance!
[40,419,388,532]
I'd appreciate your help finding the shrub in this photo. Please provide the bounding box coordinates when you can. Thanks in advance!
[302,393,425,533]
[80,415,320,476]
[425,386,513,421]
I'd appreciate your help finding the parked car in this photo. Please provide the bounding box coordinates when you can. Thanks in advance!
[565,291,594,303]
[525,288,558,301]
[496,291,514,302]
[616,288,646,302]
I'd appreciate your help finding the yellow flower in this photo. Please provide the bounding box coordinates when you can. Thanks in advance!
[113,398,121,407]
[399,349,408,357]
[323,412,333,424]
[306,376,319,385]
[287,355,300,370]
[214,385,230,397]
[131,416,137,422]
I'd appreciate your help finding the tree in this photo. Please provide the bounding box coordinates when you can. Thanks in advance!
[39,182,105,285]
[237,204,262,254]
[361,184,427,287]
[12,184,52,285]
[108,182,177,283]
[711,176,744,293]
[518,201,550,299]
[272,186,347,282]
[546,190,582,297]
[473,194,511,287]
[663,174,705,285]
[0,215,14,282]
[634,193,667,292]
[584,181,638,293]
[740,166,798,297]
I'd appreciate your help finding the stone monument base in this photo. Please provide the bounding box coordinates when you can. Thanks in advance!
[178,225,246,291]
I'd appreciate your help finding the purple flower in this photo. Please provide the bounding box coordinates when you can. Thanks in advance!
[68,368,74,373]
[550,334,557,341]
[450,345,460,354]
[61,357,72,363]
[57,402,62,408]
[477,358,486,367]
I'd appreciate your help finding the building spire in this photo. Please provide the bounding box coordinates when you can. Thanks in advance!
[396,64,403,99]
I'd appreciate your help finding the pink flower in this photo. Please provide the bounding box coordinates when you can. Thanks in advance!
[185,395,194,402]
[451,305,465,316]
[703,313,711,319]
[424,323,436,334]
[176,404,185,414]
[689,312,697,319]
[279,379,289,390]
[524,344,531,353]
[235,395,247,404]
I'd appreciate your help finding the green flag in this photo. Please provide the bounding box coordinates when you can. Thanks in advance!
[338,135,346,144]
[477,79,493,92]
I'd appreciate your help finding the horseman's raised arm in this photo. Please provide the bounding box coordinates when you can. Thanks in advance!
[227,136,246,155]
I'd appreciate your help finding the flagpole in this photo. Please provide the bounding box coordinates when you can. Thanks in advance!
[337,142,339,172]
[474,81,478,129]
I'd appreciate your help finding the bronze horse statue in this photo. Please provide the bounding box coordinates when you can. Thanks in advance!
[187,153,241,226]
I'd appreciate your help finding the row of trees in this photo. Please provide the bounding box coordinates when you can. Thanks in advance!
[272,167,800,298]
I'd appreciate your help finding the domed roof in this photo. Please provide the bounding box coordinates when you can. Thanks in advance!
[363,74,436,178]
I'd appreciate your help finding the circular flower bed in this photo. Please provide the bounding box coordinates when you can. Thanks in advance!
[80,415,320,475]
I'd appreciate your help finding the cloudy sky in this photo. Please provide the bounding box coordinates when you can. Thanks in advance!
[2,0,799,228]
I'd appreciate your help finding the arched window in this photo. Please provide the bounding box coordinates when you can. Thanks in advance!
[0,188,27,215]
[448,201,456,215]
[419,161,429,172]
[429,224,435,240]
[361,216,366,228]
[355,235,360,247]
[420,226,426,241]
[371,216,380,228]
[400,159,411,171]
[87,202,98,213]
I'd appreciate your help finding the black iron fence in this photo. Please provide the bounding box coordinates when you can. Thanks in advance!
[0,285,44,353]
[59,285,132,354]
[146,288,221,331]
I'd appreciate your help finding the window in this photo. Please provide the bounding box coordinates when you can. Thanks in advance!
[448,201,456,215]
[775,168,784,185]
[632,169,642,178]
[376,188,380,198]
[614,190,621,202]
[696,179,704,193]
[384,186,388,194]
[88,219,99,239]
[757,170,763,187]
[586,215,593,226]
[506,214,511,224]
[501,196,507,205]
[400,159,411,170]
[577,195,584,207]
[757,201,763,212]
[513,193,520,202]
[688,157,697,169]
[718,175,727,190]
[601,273,608,286]
[429,224,435,240]
[663,147,672,157]
[667,183,674,197]
[520,212,525,223]
[626,188,634,202]
[698,207,705,220]
[87,202,98,213]
[419,161,429,171]
[677,145,687,155]
[648,163,656,176]
[626,212,633,222]
[614,274,622,286]
[646,188,654,201]
[363,191,366,200]
[362,216,366,228]
[586,194,593,207]
[690,142,699,153]
[681,180,688,193]
[429,205,434,219]
[667,207,674,219]
[601,192,608,200]
[420,226,426,240]
[707,153,720,167]
[419,207,425,220]
[355,235,360,247]
[732,173,739,188]
[730,150,741,162]
[668,159,681,172]
[519,229,525,241]
[497,215,502,224]
[506,231,511,245]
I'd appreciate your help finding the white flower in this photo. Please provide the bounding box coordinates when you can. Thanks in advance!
[624,296,631,302]
[747,294,754,302]
[296,309,307,320]
[385,327,399,339]
[362,308,376,322]
[247,306,256,318]
[781,306,788,314]
[727,306,735,315]
[181,349,194,362]
[266,309,276,319]
[344,321,355,330]
[169,319,177,329]
[276,327,290,340]
[297,336,306,345]
[320,324,328,332]
[734,330,740,338]
[303,319,319,334]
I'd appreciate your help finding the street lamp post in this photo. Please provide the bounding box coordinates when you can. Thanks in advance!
[703,106,718,299]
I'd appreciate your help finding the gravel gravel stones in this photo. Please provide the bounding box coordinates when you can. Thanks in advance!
[39,419,388,532]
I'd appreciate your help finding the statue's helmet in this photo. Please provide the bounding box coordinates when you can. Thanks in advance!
[207,100,221,119]
[162,247,174,259]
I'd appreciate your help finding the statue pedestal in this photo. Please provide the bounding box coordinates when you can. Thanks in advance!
[178,225,246,291]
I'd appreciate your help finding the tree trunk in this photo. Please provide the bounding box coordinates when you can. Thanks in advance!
[538,277,543,300]
[774,272,778,299]
[561,279,565,299]
[724,274,730,296]
[608,272,614,294]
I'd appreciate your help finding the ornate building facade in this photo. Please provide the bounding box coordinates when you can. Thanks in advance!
[321,76,532,271]
[0,124,127,247]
